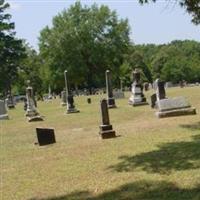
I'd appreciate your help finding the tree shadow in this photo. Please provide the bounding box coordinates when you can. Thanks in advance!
[108,135,200,174]
[180,122,200,131]
[29,180,200,200]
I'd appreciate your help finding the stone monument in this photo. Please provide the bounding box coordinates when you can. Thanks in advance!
[99,99,116,139]
[36,128,56,146]
[155,78,166,101]
[61,90,67,106]
[0,100,9,120]
[129,68,148,106]
[156,96,196,118]
[105,70,117,108]
[64,70,79,114]
[6,91,15,109]
[25,80,43,122]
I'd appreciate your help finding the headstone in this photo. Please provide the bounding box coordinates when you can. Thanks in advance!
[64,70,80,114]
[155,78,166,101]
[129,68,148,106]
[87,98,91,104]
[0,100,9,120]
[99,99,116,139]
[6,92,15,109]
[106,70,117,108]
[48,85,53,99]
[36,128,56,146]
[25,80,43,122]
[150,93,157,108]
[156,96,196,118]
[61,91,67,106]
[113,90,125,99]
[144,82,149,91]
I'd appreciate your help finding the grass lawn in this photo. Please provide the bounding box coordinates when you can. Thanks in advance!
[1,87,200,200]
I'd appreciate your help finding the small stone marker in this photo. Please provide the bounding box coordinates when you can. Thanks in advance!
[155,78,166,101]
[87,98,91,104]
[36,128,56,146]
[129,68,148,106]
[99,99,116,139]
[150,93,157,108]
[0,100,9,120]
[106,70,117,108]
[156,96,196,118]
[25,80,43,122]
[113,90,125,99]
[61,91,67,106]
[6,92,15,109]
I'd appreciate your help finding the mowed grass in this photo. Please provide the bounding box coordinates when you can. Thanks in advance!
[1,87,200,200]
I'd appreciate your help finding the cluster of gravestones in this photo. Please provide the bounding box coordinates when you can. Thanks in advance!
[0,68,197,145]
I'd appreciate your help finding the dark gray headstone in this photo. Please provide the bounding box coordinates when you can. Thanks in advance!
[106,70,116,108]
[150,93,157,108]
[36,128,56,146]
[155,79,166,100]
[99,99,116,139]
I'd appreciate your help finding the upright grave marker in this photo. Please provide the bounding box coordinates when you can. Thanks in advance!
[6,91,15,109]
[0,100,9,120]
[25,80,43,122]
[64,70,79,114]
[36,128,56,146]
[129,68,148,106]
[106,70,116,108]
[99,99,116,139]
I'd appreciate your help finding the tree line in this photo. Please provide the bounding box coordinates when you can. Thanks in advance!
[0,0,200,97]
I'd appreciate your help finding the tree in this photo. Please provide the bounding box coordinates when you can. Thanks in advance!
[139,0,200,25]
[0,0,26,95]
[39,2,130,92]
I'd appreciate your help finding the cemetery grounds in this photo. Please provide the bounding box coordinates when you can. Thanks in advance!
[1,86,200,200]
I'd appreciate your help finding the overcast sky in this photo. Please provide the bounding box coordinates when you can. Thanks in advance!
[7,0,200,50]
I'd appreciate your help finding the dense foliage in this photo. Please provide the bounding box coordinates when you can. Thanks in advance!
[0,0,26,95]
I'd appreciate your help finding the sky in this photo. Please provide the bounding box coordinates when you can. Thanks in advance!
[7,0,200,51]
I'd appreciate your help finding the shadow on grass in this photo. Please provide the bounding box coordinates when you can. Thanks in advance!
[180,122,200,131]
[29,180,200,200]
[108,135,200,174]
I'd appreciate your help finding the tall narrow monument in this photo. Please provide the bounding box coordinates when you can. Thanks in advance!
[105,70,116,108]
[129,68,148,106]
[99,99,116,139]
[64,70,79,114]
[25,80,43,122]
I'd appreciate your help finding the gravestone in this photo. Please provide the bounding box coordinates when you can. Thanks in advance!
[99,99,116,139]
[61,91,67,106]
[25,80,43,122]
[155,78,166,101]
[106,70,117,108]
[113,90,125,99]
[6,92,15,109]
[0,100,9,120]
[64,70,80,114]
[144,82,149,91]
[129,68,148,106]
[150,93,157,108]
[36,128,56,146]
[87,98,91,104]
[156,96,196,118]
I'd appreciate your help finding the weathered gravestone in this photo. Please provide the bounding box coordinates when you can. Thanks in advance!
[113,89,125,99]
[155,78,166,101]
[156,96,196,118]
[61,91,67,106]
[129,68,148,106]
[99,99,116,139]
[87,98,91,104]
[64,70,79,114]
[36,128,56,146]
[25,80,43,122]
[0,100,9,120]
[150,93,157,108]
[106,70,117,108]
[6,92,15,109]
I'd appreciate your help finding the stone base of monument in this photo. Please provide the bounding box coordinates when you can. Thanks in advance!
[36,128,56,146]
[7,104,15,109]
[61,102,67,106]
[26,110,43,122]
[66,108,80,114]
[156,96,196,118]
[0,114,9,120]
[107,98,117,108]
[99,124,116,139]
[129,96,148,106]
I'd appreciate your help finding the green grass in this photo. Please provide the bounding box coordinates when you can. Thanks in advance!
[1,87,200,200]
